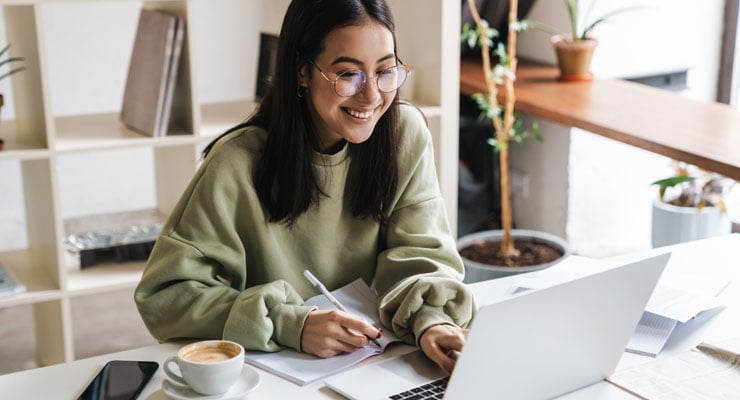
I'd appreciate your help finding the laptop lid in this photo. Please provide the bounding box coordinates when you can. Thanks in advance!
[325,252,671,400]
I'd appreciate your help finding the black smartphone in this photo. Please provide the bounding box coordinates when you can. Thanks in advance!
[77,360,159,400]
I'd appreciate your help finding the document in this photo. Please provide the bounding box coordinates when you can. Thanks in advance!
[511,256,730,357]
[243,279,402,385]
[608,337,740,399]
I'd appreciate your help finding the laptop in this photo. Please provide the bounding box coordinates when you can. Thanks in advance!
[324,252,671,400]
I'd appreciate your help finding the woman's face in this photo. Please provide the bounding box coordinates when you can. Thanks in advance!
[300,21,396,153]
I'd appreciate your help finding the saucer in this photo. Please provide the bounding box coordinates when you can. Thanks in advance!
[162,366,261,400]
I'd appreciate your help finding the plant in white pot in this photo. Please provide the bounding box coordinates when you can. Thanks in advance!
[523,0,641,81]
[458,0,570,282]
[651,162,737,248]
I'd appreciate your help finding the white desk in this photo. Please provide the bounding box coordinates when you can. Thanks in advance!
[2,234,738,399]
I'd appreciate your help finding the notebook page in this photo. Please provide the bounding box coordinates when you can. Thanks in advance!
[244,278,401,385]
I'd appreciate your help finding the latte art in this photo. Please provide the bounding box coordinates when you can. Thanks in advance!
[183,346,239,363]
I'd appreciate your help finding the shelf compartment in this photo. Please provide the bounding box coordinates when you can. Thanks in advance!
[54,112,198,153]
[65,259,146,296]
[4,4,53,151]
[0,249,61,308]
[199,99,258,138]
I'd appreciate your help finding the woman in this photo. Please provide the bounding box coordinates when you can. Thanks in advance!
[135,0,473,373]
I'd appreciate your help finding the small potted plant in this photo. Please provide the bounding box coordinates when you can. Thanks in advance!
[0,43,25,150]
[523,0,641,81]
[651,162,737,248]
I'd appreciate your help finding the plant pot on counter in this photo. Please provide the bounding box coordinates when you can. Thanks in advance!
[651,199,732,248]
[551,34,597,82]
[457,229,571,283]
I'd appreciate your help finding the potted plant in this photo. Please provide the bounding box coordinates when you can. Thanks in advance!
[0,43,25,151]
[458,0,570,282]
[523,0,641,81]
[651,162,737,248]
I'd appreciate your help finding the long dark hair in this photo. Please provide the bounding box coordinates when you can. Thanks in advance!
[203,0,400,225]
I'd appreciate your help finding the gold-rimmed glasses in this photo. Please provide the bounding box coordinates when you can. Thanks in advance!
[305,58,411,97]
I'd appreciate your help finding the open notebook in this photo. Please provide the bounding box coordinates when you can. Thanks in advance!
[243,279,401,385]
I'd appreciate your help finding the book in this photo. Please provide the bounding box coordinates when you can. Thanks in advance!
[158,15,185,136]
[243,278,402,386]
[0,261,26,298]
[120,9,184,137]
[608,337,740,399]
[255,32,279,101]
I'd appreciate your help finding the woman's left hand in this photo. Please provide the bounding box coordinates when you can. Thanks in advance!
[419,324,468,374]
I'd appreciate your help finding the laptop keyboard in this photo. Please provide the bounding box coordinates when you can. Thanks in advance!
[388,377,449,400]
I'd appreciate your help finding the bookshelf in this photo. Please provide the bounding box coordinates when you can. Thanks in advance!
[0,0,459,366]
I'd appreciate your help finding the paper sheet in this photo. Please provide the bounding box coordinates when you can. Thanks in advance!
[608,337,740,399]
[511,256,730,358]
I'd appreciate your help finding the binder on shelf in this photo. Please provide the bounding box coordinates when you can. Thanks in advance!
[120,9,185,137]
[255,32,279,101]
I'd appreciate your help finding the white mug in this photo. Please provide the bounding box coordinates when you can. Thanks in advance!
[163,340,245,395]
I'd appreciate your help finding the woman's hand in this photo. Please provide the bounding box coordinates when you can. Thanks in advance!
[301,309,382,358]
[419,324,468,373]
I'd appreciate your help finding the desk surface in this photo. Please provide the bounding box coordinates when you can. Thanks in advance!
[2,234,739,399]
[460,60,740,180]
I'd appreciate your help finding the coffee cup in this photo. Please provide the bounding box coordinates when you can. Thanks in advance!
[163,340,245,395]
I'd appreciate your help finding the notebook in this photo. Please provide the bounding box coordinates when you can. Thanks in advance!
[243,279,402,385]
[324,252,671,400]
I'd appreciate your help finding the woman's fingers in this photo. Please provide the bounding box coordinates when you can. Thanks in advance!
[301,309,380,357]
[419,324,468,374]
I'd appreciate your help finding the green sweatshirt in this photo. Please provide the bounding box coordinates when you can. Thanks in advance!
[134,104,474,352]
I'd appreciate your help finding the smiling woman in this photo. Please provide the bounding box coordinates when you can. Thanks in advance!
[134,0,474,375]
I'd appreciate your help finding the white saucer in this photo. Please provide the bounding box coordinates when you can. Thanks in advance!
[162,366,261,400]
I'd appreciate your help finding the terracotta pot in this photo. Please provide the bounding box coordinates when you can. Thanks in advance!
[551,34,598,82]
[457,229,571,283]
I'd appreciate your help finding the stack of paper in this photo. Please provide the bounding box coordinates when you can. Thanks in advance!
[511,256,730,357]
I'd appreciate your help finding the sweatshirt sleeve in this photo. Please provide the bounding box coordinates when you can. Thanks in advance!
[375,106,475,345]
[134,131,315,352]
[134,235,315,352]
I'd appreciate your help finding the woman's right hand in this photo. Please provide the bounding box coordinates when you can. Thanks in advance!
[301,309,382,358]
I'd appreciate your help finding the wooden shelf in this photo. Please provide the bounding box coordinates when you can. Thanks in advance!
[460,59,740,180]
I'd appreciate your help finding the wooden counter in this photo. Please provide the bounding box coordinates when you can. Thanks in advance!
[460,60,740,180]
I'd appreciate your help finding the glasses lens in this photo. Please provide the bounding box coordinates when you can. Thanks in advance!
[335,71,367,97]
[378,66,407,93]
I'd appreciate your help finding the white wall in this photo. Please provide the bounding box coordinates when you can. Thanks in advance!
[514,0,726,257]
[0,0,255,250]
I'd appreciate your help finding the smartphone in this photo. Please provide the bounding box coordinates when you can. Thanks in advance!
[77,360,159,400]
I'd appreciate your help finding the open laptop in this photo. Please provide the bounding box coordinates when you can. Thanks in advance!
[325,252,671,400]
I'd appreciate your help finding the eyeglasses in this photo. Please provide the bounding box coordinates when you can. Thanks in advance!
[306,58,411,97]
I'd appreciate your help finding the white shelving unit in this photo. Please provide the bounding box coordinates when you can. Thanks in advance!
[0,0,459,366]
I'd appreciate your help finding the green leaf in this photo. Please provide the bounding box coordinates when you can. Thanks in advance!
[0,66,25,82]
[651,176,694,188]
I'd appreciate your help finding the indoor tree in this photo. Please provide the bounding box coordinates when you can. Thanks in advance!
[462,0,531,261]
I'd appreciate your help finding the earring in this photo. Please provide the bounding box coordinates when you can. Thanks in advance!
[297,85,307,98]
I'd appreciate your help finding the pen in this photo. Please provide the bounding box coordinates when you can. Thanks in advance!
[303,269,382,348]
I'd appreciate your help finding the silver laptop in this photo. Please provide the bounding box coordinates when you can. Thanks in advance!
[325,252,671,400]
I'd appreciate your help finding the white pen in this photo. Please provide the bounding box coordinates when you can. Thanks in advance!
[303,269,382,348]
